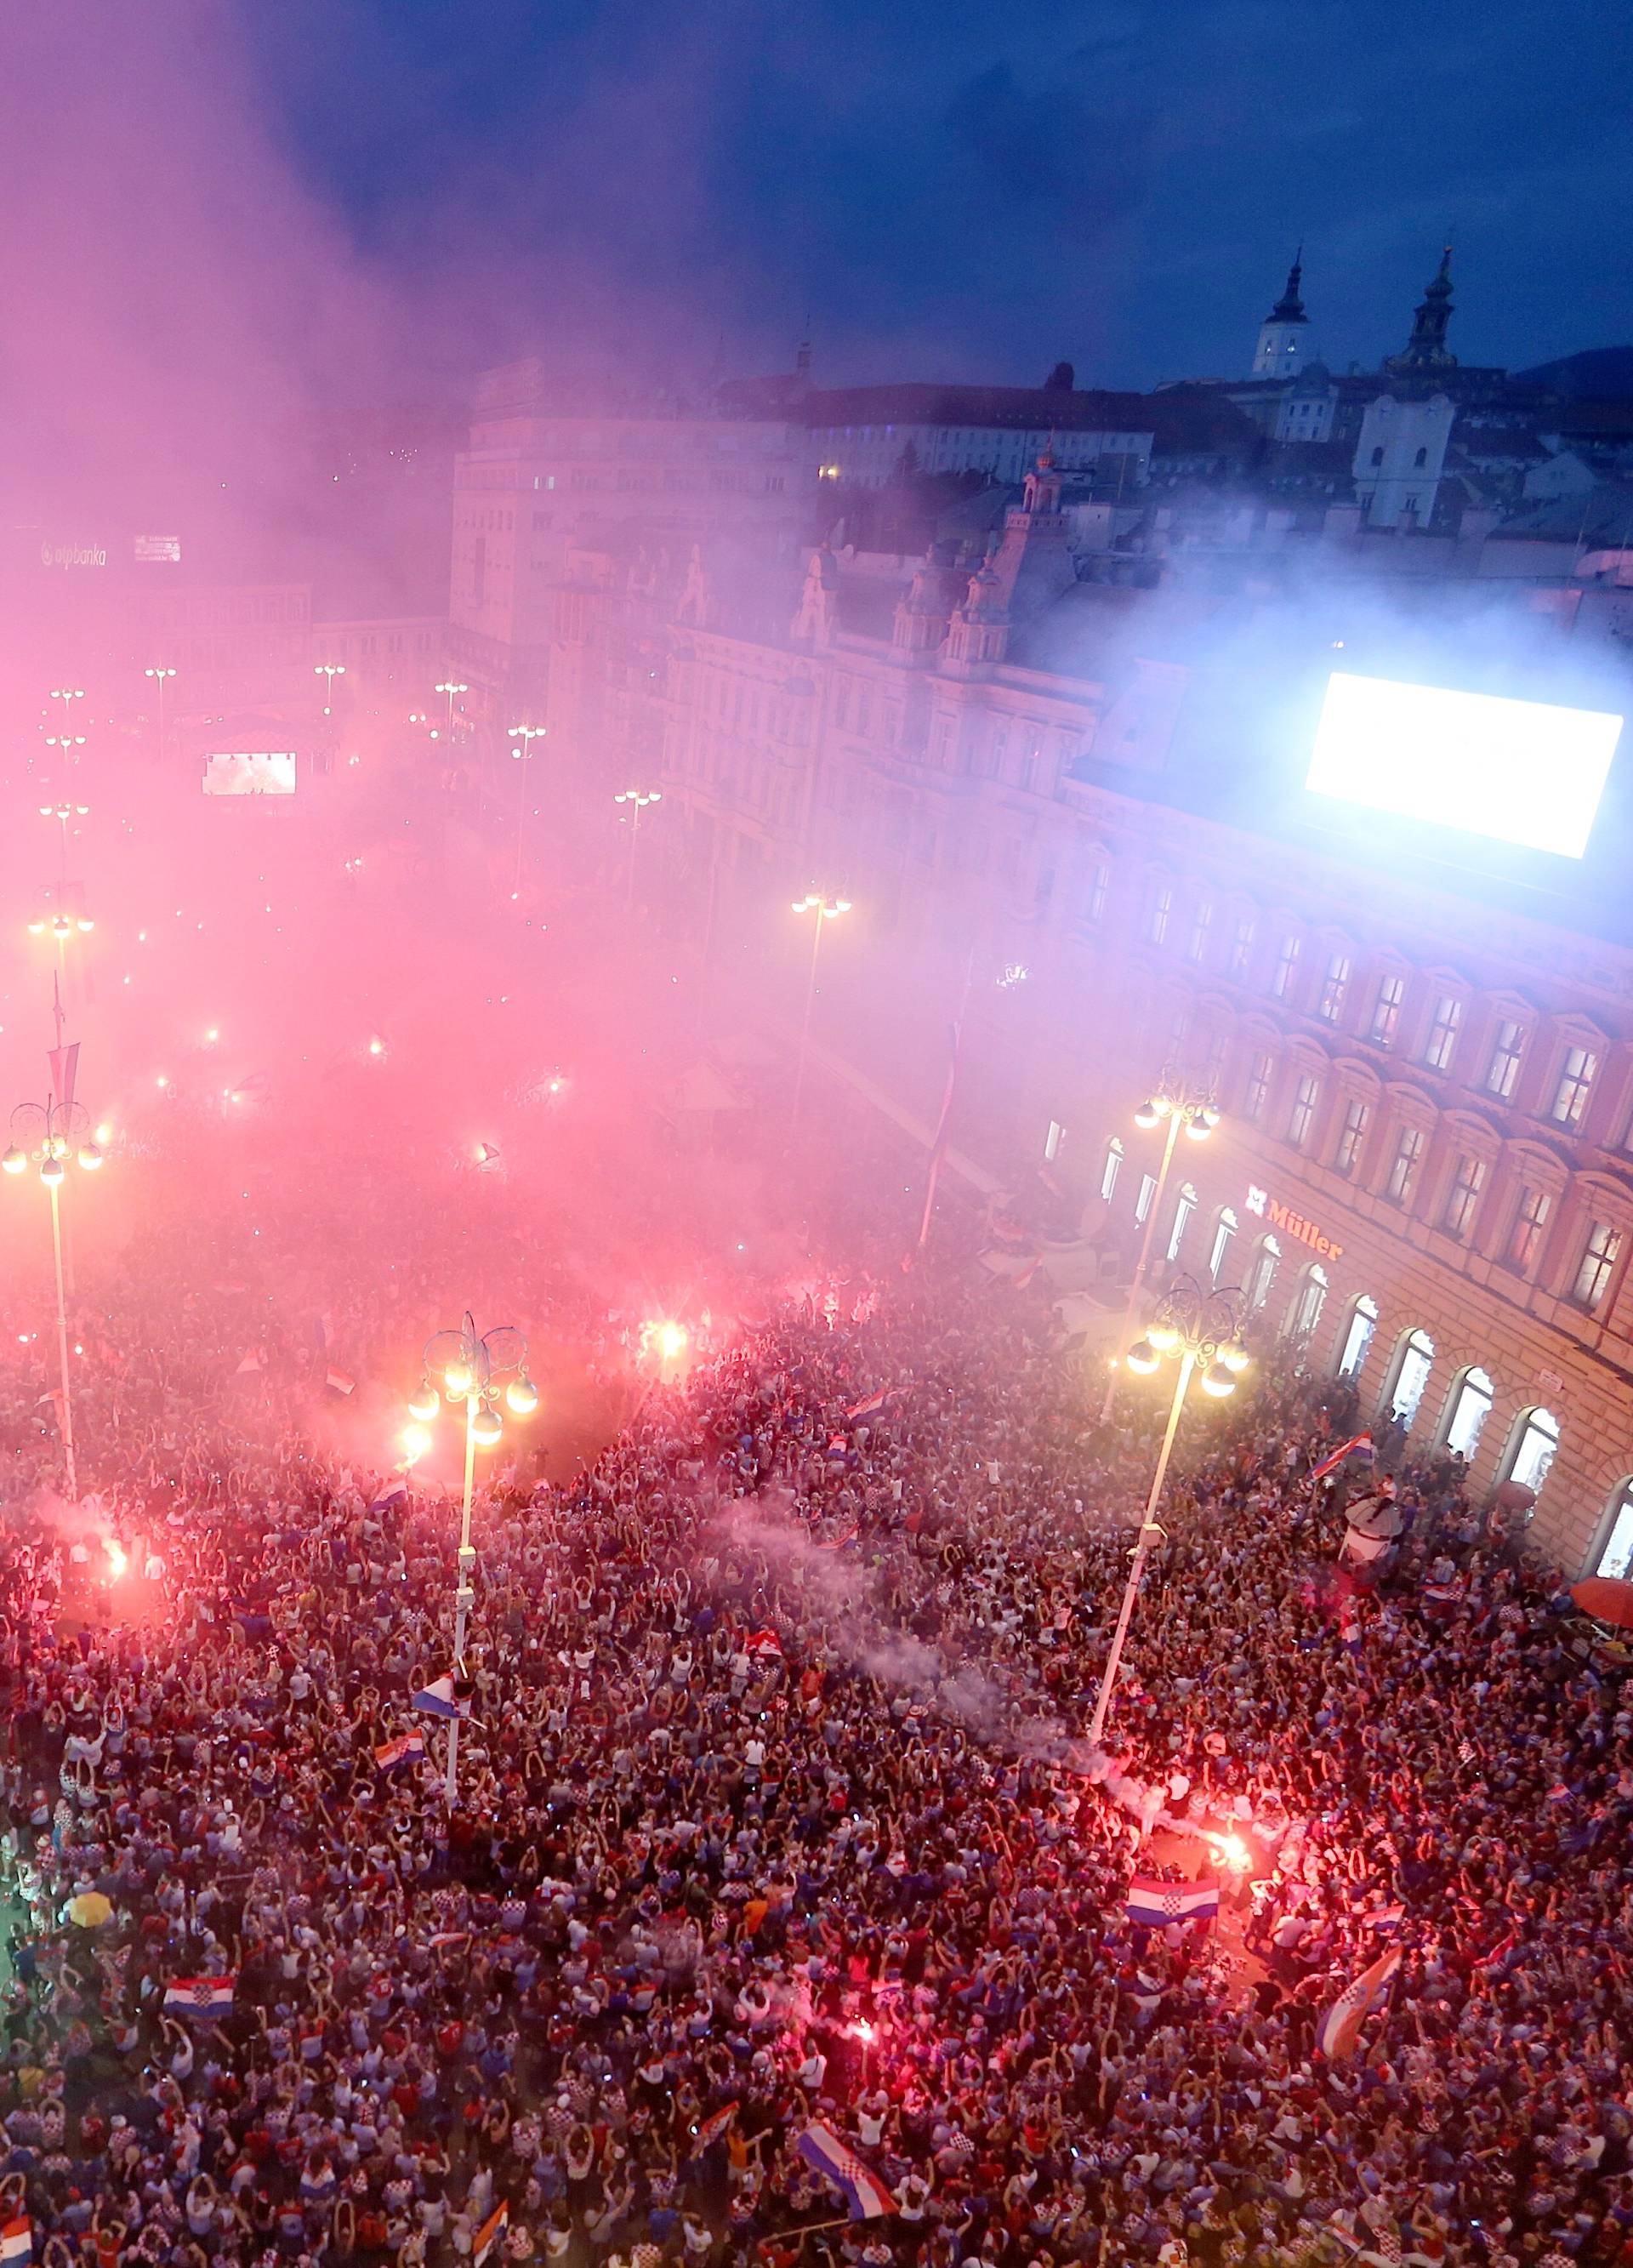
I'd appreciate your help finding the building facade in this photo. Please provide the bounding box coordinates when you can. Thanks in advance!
[552,464,1633,1574]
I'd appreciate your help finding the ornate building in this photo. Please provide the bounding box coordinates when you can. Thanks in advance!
[541,453,1633,1575]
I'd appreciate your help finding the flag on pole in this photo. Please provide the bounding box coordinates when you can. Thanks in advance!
[1,2219,33,2264]
[412,1675,469,1721]
[374,1731,424,1773]
[844,1389,890,1422]
[1125,1877,1220,1929]
[1312,1432,1374,1484]
[1361,1903,1405,1934]
[473,2204,509,2266]
[164,1975,236,2015]
[369,1484,408,1513]
[794,2123,898,2220]
[48,1041,80,1114]
[691,2101,739,2152]
[325,1369,356,1397]
[1316,1945,1401,2060]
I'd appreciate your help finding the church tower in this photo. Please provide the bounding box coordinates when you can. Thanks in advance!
[1251,252,1308,379]
[1386,246,1458,374]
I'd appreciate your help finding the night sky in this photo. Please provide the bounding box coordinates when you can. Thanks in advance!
[248,0,1633,390]
[0,0,1628,497]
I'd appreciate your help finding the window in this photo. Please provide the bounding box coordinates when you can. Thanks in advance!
[1595,1479,1633,1579]
[1334,1098,1371,1177]
[1337,1295,1379,1379]
[1135,1173,1157,1226]
[1370,973,1406,1046]
[1166,1184,1197,1262]
[1044,1120,1066,1164]
[1551,1045,1600,1129]
[1413,446,1428,468]
[1229,916,1255,977]
[1149,886,1172,947]
[1423,994,1463,1073]
[1385,1125,1425,1205]
[1187,900,1213,963]
[1506,1182,1551,1273]
[1245,1235,1282,1312]
[1442,1153,1486,1240]
[1101,1138,1124,1202]
[1573,1219,1624,1313]
[1505,1408,1560,1497]
[1391,1328,1436,1424]
[1243,1051,1274,1125]
[1287,1074,1321,1149]
[1485,1018,1525,1100]
[1289,1264,1329,1340]
[1442,1367,1494,1461]
[1085,860,1109,924]
[1272,933,1301,1000]
[1208,1208,1238,1285]
[1370,445,1385,467]
[1318,952,1351,1023]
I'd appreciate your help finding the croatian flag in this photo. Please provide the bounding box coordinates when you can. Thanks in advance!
[795,2123,898,2220]
[473,2203,509,2267]
[428,1930,470,1951]
[374,1731,424,1773]
[744,1629,783,1658]
[234,1349,263,1376]
[1125,1877,1220,1929]
[691,2101,739,2152]
[1,2220,32,2264]
[370,1485,408,1513]
[1362,1903,1405,1934]
[325,1369,356,1397]
[164,1975,236,2015]
[1311,1433,1374,1484]
[845,1390,890,1422]
[413,1676,469,1721]
[1316,1945,1401,2060]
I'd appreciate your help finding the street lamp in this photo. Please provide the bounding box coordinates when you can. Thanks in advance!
[407,1312,537,1803]
[1088,1274,1249,1745]
[144,666,175,752]
[46,687,87,766]
[789,888,851,1130]
[314,663,346,715]
[435,679,469,734]
[3,1095,105,1502]
[614,787,662,910]
[507,724,545,898]
[1100,1074,1220,1422]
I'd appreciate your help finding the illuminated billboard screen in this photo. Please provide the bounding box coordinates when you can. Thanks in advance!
[202,751,296,797]
[1306,672,1621,860]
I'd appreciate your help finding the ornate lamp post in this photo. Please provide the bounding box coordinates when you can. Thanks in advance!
[507,724,545,897]
[314,663,347,715]
[405,1314,538,1802]
[789,887,851,1130]
[144,666,176,751]
[1100,1074,1220,1422]
[3,1097,106,1501]
[1087,1274,1249,1745]
[614,786,662,910]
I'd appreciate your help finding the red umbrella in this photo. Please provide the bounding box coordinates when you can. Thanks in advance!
[1569,1576,1633,1629]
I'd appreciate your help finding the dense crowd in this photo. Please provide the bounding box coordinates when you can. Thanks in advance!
[0,1182,1626,2268]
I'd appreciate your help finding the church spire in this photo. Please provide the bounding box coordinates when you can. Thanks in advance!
[1266,247,1306,325]
[1387,244,1457,373]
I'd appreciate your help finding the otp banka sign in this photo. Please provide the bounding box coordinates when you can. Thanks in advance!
[40,540,108,570]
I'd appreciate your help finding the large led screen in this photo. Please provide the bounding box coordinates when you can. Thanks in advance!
[1306,673,1621,860]
[203,751,297,796]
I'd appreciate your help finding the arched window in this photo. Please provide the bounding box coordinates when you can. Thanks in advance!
[1245,1234,1282,1312]
[1166,1183,1197,1262]
[1594,1479,1633,1578]
[1208,1207,1238,1285]
[1505,1407,1561,1497]
[1390,1328,1436,1425]
[1441,1366,1494,1461]
[1289,1263,1329,1339]
[1101,1138,1123,1203]
[1337,1295,1379,1379]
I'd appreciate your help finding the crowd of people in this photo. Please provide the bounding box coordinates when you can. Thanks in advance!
[0,1134,1624,2268]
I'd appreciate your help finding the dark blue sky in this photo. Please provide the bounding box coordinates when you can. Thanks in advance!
[243,0,1633,393]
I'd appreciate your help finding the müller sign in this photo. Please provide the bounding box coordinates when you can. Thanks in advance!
[1246,1183,1345,1261]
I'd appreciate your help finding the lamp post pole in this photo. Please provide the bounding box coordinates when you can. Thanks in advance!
[48,1175,77,1502]
[1100,1080,1220,1424]
[615,789,661,911]
[507,725,545,898]
[1087,1278,1248,1745]
[790,889,851,1131]
[5,1096,106,1503]
[447,1390,480,1804]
